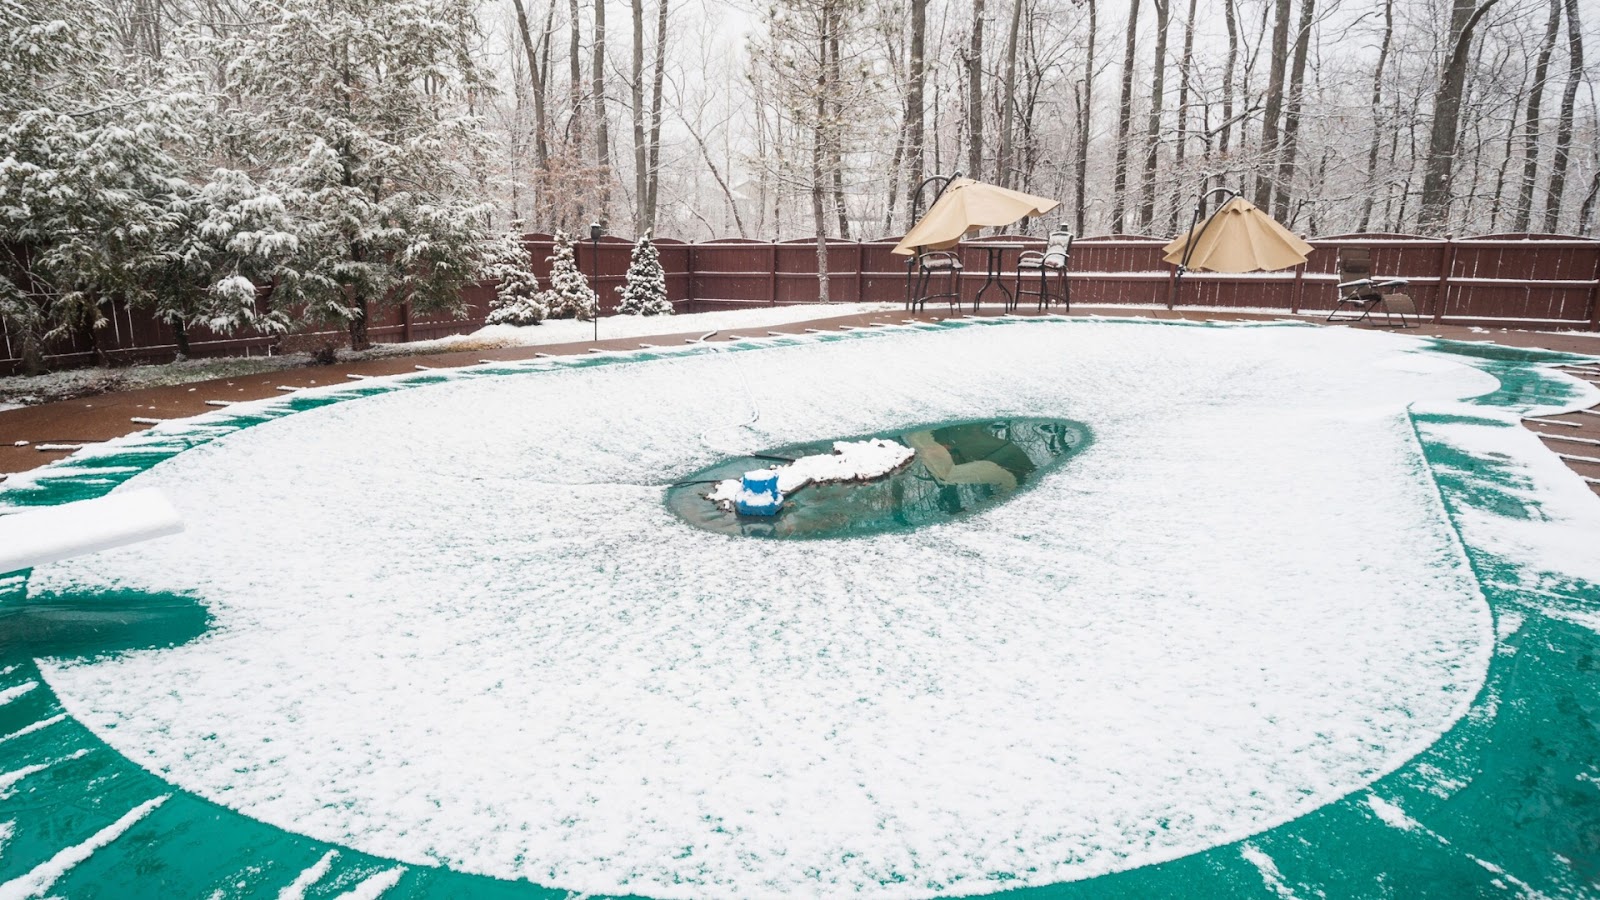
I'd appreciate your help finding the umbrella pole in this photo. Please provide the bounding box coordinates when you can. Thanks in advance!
[905,171,962,311]
[1169,186,1241,308]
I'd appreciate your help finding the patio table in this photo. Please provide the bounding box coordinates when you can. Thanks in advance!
[968,242,1028,312]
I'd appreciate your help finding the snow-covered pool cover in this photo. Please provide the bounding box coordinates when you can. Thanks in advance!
[15,321,1566,898]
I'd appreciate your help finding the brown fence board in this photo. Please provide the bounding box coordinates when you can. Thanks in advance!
[4,232,1596,373]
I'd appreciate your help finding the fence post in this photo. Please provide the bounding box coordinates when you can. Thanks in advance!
[686,244,697,312]
[770,244,779,305]
[1587,242,1600,331]
[400,301,412,342]
[1432,235,1454,325]
[856,242,866,302]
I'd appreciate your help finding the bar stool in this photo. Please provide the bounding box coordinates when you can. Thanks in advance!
[1015,229,1074,312]
[911,250,965,313]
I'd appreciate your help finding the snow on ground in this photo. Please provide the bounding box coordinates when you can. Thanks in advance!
[400,302,899,353]
[29,321,1501,898]
[0,304,896,405]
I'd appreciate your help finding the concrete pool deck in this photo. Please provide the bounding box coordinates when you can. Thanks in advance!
[2,305,1598,494]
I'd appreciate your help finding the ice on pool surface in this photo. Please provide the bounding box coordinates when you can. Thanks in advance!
[30,322,1503,898]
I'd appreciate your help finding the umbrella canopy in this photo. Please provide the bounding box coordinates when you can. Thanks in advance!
[892,179,1061,256]
[1161,197,1313,273]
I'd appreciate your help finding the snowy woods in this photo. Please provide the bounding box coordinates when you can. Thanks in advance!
[494,0,1598,241]
[2,0,1597,367]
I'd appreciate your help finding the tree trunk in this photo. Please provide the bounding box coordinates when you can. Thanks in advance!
[905,0,927,224]
[1135,0,1169,230]
[1488,116,1517,230]
[1578,164,1599,235]
[1219,0,1236,158]
[1513,0,1560,232]
[1109,0,1140,231]
[173,318,191,360]
[998,0,1024,188]
[813,3,830,301]
[1357,0,1393,232]
[348,297,370,351]
[1418,0,1498,234]
[1252,0,1292,209]
[644,0,667,229]
[18,324,44,376]
[1073,0,1095,235]
[884,123,906,234]
[967,0,985,181]
[630,0,647,233]
[568,0,583,143]
[1541,0,1583,233]
[511,0,550,182]
[1169,0,1197,232]
[593,0,610,221]
[1271,0,1313,223]
[685,118,747,237]
[827,6,848,238]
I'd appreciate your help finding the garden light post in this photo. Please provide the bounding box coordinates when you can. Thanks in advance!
[589,222,603,343]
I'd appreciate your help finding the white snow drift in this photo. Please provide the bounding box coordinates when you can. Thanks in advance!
[31,321,1502,898]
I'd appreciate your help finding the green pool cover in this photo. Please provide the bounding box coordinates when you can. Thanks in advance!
[0,318,1596,898]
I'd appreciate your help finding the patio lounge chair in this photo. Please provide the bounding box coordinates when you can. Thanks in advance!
[1327,247,1416,327]
[1015,228,1073,312]
[909,249,964,313]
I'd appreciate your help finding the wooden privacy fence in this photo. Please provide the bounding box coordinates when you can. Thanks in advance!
[4,231,1598,373]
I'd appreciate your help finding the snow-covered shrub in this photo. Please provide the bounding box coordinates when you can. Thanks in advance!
[484,232,550,327]
[148,169,297,358]
[544,230,597,321]
[615,234,672,316]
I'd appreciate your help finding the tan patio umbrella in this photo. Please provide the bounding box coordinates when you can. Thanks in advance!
[1161,196,1312,272]
[892,179,1061,256]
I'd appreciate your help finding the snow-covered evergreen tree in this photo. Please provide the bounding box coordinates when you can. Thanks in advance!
[544,230,597,321]
[615,235,673,316]
[204,0,499,349]
[0,0,189,370]
[484,231,550,327]
[147,169,298,358]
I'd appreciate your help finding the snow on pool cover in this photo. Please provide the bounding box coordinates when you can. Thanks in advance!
[2,318,1597,898]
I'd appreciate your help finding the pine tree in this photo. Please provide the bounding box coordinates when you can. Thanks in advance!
[148,170,299,359]
[484,231,551,326]
[0,0,187,371]
[544,230,598,320]
[615,234,672,315]
[206,0,500,349]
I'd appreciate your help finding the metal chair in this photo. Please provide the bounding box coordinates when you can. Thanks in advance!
[1015,229,1073,312]
[1327,247,1415,327]
[910,249,965,313]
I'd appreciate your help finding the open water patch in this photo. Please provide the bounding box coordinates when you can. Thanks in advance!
[665,417,1091,539]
